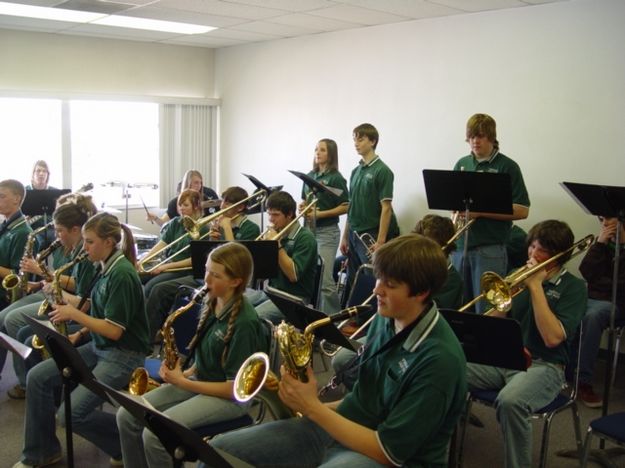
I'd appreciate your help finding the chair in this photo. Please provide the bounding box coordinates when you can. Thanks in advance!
[195,318,279,439]
[457,325,584,468]
[580,412,625,467]
[345,263,376,312]
[310,254,324,310]
[610,323,623,386]
[144,285,204,382]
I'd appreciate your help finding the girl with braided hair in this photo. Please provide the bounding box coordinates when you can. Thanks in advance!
[116,241,266,468]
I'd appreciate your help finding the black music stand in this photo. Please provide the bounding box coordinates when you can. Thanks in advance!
[190,240,279,283]
[423,169,513,311]
[22,188,71,244]
[241,173,282,221]
[439,309,528,371]
[92,381,252,468]
[264,286,355,352]
[0,330,33,361]
[559,181,625,464]
[25,316,112,468]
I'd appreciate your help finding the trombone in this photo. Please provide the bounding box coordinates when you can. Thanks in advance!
[138,190,266,273]
[442,215,476,255]
[255,199,318,241]
[458,234,595,314]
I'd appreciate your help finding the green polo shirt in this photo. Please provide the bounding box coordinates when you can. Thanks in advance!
[67,243,97,298]
[453,151,530,249]
[160,216,200,263]
[347,156,399,235]
[218,215,260,241]
[268,224,318,302]
[52,247,72,269]
[337,304,467,467]
[301,170,349,228]
[194,296,264,382]
[508,269,586,365]
[91,250,150,354]
[434,264,464,310]
[0,213,32,273]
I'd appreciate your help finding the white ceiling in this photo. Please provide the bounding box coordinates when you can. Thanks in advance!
[0,0,568,48]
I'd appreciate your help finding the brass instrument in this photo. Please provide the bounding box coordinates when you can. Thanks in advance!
[138,190,266,274]
[2,222,53,303]
[443,214,476,255]
[129,285,209,395]
[233,303,371,419]
[320,293,376,357]
[459,234,595,313]
[357,232,376,261]
[255,199,318,241]
[32,251,89,356]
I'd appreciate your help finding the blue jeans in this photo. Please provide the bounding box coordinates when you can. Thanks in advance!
[577,298,624,385]
[451,243,507,314]
[466,360,564,468]
[143,270,189,299]
[20,342,144,465]
[315,224,341,314]
[208,417,385,468]
[0,291,45,373]
[117,383,248,468]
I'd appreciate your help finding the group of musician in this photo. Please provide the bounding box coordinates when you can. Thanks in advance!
[0,113,622,468]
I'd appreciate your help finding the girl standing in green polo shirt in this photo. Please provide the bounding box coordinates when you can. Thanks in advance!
[300,138,349,314]
[117,241,266,468]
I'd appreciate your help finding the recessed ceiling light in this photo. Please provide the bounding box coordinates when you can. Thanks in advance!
[0,1,104,22]
[0,1,216,35]
[93,15,215,35]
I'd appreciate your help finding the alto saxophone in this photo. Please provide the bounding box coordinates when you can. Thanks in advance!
[233,304,372,419]
[32,251,89,356]
[2,222,53,303]
[129,285,209,395]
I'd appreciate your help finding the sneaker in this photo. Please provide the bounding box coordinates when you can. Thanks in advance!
[7,384,26,400]
[579,383,603,408]
[110,457,123,467]
[12,453,62,467]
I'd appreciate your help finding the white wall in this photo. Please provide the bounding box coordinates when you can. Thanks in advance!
[0,29,215,99]
[214,0,625,251]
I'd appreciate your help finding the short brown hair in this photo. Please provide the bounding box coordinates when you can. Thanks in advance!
[353,123,379,149]
[373,234,447,301]
[177,189,201,214]
[0,179,26,205]
[526,220,574,266]
[466,113,499,151]
[412,214,455,252]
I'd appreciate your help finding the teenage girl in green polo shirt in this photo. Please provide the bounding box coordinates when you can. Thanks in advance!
[117,241,266,468]
[140,189,204,298]
[299,138,349,314]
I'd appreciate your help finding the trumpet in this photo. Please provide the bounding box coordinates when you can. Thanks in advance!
[233,303,371,419]
[459,234,595,313]
[356,232,376,261]
[138,190,266,273]
[255,199,318,241]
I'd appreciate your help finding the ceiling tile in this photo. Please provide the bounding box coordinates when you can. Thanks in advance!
[308,4,410,25]
[116,5,247,28]
[231,20,320,37]
[217,0,338,12]
[154,0,288,20]
[268,12,360,31]
[426,0,526,13]
[338,0,463,19]
[163,34,245,48]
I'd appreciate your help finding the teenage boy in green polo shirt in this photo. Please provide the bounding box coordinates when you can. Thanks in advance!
[0,179,32,310]
[256,190,318,324]
[452,114,530,313]
[466,220,586,468]
[208,234,467,468]
[340,123,399,310]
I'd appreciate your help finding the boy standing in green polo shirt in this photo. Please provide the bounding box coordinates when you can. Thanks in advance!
[209,234,467,467]
[340,123,399,308]
[452,114,530,313]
